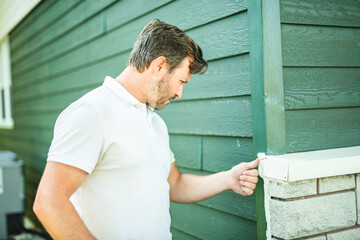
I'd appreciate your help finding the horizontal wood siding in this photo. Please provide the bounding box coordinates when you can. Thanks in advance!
[0,0,256,238]
[280,0,360,152]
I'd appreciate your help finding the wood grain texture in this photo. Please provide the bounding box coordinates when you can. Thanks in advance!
[14,87,95,113]
[179,166,257,221]
[281,24,360,67]
[10,0,162,76]
[0,135,50,159]
[186,12,249,61]
[158,96,253,137]
[106,0,172,31]
[280,0,360,27]
[0,127,53,146]
[286,108,360,152]
[169,135,202,170]
[12,13,104,76]
[10,0,56,40]
[171,227,200,240]
[12,11,248,88]
[107,0,247,33]
[248,0,270,238]
[202,136,254,172]
[181,54,250,100]
[11,0,116,64]
[262,0,286,155]
[170,202,256,239]
[13,54,249,104]
[284,67,360,110]
[13,53,126,101]
[10,0,81,50]
[13,112,59,129]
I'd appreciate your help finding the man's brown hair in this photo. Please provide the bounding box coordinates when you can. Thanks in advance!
[128,19,208,74]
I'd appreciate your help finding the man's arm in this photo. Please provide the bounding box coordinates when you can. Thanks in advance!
[33,162,96,240]
[167,159,259,203]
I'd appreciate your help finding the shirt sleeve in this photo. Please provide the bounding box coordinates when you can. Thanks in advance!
[47,101,104,174]
[169,149,175,164]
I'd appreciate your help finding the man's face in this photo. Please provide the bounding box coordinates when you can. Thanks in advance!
[148,57,192,110]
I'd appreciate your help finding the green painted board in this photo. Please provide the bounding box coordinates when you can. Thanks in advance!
[186,12,249,61]
[178,167,257,221]
[107,0,247,33]
[286,107,360,152]
[171,227,200,240]
[169,135,202,170]
[280,0,360,27]
[14,112,59,129]
[202,136,254,172]
[13,54,249,106]
[13,54,124,101]
[158,96,253,137]
[106,0,172,31]
[13,0,172,75]
[15,95,252,137]
[199,190,257,222]
[11,0,116,63]
[282,24,360,67]
[11,0,82,52]
[181,54,250,101]
[170,202,256,240]
[10,0,57,40]
[0,127,53,145]
[284,67,360,110]
[1,136,49,159]
[13,2,248,83]
[12,14,104,76]
[14,87,95,113]
[13,12,248,84]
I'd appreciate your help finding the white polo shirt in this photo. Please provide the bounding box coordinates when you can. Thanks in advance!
[47,76,175,239]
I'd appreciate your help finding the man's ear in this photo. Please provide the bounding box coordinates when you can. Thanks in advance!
[151,56,168,78]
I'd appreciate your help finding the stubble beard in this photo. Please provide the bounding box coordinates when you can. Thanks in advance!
[151,75,172,110]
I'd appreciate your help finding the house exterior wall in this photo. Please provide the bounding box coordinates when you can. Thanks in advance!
[258,0,360,239]
[0,0,257,239]
[279,0,360,152]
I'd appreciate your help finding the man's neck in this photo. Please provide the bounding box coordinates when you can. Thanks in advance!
[115,66,148,104]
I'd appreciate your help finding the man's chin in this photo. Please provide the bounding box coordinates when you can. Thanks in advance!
[154,101,170,111]
[154,104,166,111]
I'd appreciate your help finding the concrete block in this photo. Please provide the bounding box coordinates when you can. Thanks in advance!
[357,174,360,225]
[327,227,360,240]
[267,178,317,199]
[318,174,355,193]
[270,191,356,239]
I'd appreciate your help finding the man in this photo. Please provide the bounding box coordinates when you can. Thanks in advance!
[33,19,259,239]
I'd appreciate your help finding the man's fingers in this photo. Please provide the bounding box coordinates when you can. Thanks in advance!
[240,180,256,190]
[242,169,259,177]
[245,158,260,169]
[241,187,254,196]
[239,175,258,184]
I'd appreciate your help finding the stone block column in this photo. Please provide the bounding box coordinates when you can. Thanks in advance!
[259,146,360,240]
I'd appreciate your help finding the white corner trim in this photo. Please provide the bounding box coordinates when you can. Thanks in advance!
[0,0,42,41]
[258,146,360,181]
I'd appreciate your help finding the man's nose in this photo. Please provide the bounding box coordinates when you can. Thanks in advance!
[175,85,183,99]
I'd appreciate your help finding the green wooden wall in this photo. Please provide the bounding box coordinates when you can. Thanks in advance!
[279,0,360,153]
[0,0,258,239]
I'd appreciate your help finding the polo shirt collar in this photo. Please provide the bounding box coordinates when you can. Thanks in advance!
[103,76,154,112]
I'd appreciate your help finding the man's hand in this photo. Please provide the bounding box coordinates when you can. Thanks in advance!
[226,159,260,196]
